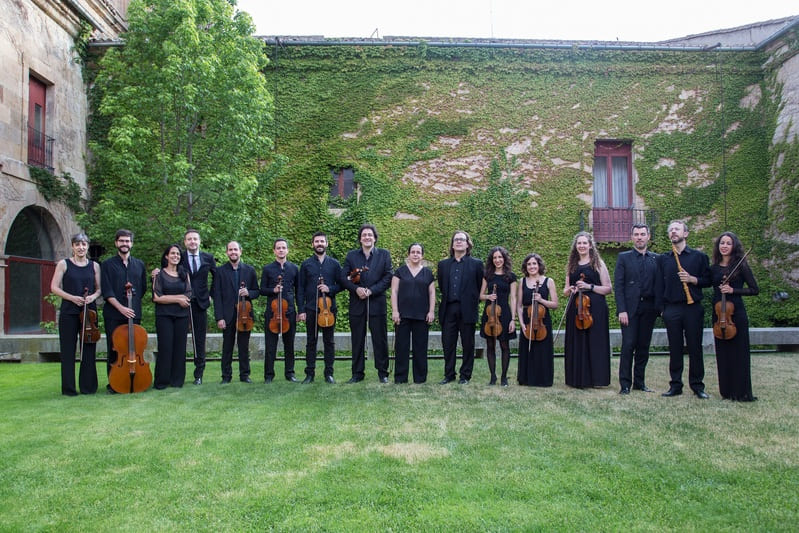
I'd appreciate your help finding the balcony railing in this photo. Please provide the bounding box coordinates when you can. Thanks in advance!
[579,208,658,243]
[27,125,54,172]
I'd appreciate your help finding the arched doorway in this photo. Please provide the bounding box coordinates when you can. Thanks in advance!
[3,206,58,333]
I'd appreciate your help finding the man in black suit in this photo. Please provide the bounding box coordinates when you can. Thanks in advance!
[260,238,299,383]
[183,229,216,385]
[437,230,484,385]
[614,224,659,395]
[341,224,393,384]
[212,241,259,384]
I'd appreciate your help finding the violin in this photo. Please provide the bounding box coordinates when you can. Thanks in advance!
[713,274,737,340]
[108,282,152,393]
[575,273,593,330]
[268,275,289,334]
[79,287,101,344]
[523,281,547,341]
[316,276,335,328]
[483,283,503,337]
[348,266,369,284]
[236,281,254,332]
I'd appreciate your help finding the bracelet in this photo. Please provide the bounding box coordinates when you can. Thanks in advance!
[590,284,595,291]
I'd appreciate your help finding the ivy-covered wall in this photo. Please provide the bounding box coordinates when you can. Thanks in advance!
[260,39,797,327]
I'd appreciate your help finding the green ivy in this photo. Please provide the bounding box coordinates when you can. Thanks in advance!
[29,167,83,213]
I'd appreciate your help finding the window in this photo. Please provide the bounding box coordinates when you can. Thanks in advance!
[27,74,54,171]
[592,141,633,242]
[329,167,355,201]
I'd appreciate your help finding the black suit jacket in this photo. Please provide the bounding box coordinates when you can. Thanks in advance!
[340,247,392,316]
[182,250,216,310]
[437,255,484,324]
[614,249,658,316]
[212,262,259,324]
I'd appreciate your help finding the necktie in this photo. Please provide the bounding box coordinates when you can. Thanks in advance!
[191,254,198,274]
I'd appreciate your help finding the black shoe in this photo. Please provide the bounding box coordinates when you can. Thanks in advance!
[193,378,202,385]
[662,387,683,397]
[501,377,509,387]
[346,377,362,384]
[325,375,335,384]
[241,377,252,384]
[438,378,455,385]
[694,389,710,399]
[287,375,299,383]
[379,376,389,384]
[619,386,631,395]
[220,378,231,384]
[489,375,497,385]
[264,376,273,384]
[633,384,654,392]
[458,378,469,385]
[301,376,314,384]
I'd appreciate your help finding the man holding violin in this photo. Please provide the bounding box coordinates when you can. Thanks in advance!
[297,232,342,384]
[614,224,659,395]
[212,241,259,384]
[260,238,299,383]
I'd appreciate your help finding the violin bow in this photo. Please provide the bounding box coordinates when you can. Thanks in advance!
[724,247,753,281]
[552,288,575,351]
[186,274,197,363]
[314,277,320,342]
[79,287,89,363]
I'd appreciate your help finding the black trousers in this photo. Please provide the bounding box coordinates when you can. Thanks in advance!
[190,301,208,380]
[221,325,251,380]
[618,304,658,389]
[154,314,189,388]
[304,311,336,378]
[350,312,389,380]
[58,312,98,395]
[394,318,429,383]
[663,302,705,391]
[264,316,296,379]
[441,302,476,381]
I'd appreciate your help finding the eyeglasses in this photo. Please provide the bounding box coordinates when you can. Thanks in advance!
[453,237,467,242]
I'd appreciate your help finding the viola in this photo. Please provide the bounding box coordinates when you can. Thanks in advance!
[268,275,289,334]
[236,281,254,332]
[523,281,547,341]
[108,282,152,394]
[79,287,101,344]
[348,266,369,284]
[483,283,503,337]
[712,249,751,340]
[316,276,335,328]
[575,273,593,330]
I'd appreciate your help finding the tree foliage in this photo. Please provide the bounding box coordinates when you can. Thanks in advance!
[86,0,273,259]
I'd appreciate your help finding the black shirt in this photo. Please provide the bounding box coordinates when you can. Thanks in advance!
[260,261,299,317]
[297,255,342,313]
[101,254,147,321]
[656,246,711,306]
[393,265,435,321]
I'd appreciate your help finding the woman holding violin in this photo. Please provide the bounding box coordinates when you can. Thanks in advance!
[391,243,436,384]
[516,253,558,387]
[479,247,517,386]
[50,232,101,396]
[563,232,612,389]
[711,231,759,401]
[152,244,192,389]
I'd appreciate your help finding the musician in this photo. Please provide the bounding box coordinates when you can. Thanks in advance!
[260,238,299,383]
[711,231,759,401]
[50,232,101,395]
[516,253,557,387]
[152,244,192,389]
[654,220,711,398]
[479,247,517,386]
[297,232,342,384]
[340,224,393,384]
[391,243,436,384]
[212,241,259,384]
[101,229,147,393]
[437,230,484,385]
[562,231,612,389]
[614,224,659,395]
[183,229,216,385]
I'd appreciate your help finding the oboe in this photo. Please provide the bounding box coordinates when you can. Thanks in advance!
[671,244,694,305]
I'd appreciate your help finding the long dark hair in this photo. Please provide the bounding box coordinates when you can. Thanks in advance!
[160,244,189,280]
[484,246,512,281]
[712,231,747,280]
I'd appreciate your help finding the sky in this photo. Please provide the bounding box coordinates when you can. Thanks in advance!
[234,0,796,43]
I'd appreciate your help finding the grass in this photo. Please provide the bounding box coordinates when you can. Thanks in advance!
[1,353,798,532]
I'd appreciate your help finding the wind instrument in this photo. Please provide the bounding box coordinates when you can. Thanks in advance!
[671,244,694,305]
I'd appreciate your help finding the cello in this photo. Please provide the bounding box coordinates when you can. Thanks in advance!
[268,275,289,334]
[316,276,335,328]
[575,273,593,330]
[483,283,503,337]
[237,281,254,332]
[108,282,152,393]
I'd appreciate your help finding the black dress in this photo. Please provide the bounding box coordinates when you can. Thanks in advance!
[518,277,554,387]
[711,263,759,401]
[564,264,610,388]
[479,272,517,341]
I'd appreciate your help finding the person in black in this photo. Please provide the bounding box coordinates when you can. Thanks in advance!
[182,229,216,385]
[437,230,484,385]
[614,224,659,395]
[341,224,393,384]
[152,244,192,389]
[297,232,342,384]
[391,243,436,384]
[50,232,101,395]
[212,241,259,384]
[655,220,712,399]
[479,246,517,386]
[260,238,299,383]
[101,229,147,392]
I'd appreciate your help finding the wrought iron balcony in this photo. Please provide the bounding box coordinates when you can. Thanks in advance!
[27,125,54,172]
[579,208,658,243]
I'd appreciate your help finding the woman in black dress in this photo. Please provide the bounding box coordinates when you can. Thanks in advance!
[49,233,101,395]
[152,244,192,389]
[479,247,517,386]
[562,232,612,388]
[391,243,436,383]
[516,253,558,386]
[711,231,759,401]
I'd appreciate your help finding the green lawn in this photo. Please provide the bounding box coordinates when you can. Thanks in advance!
[1,354,797,532]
